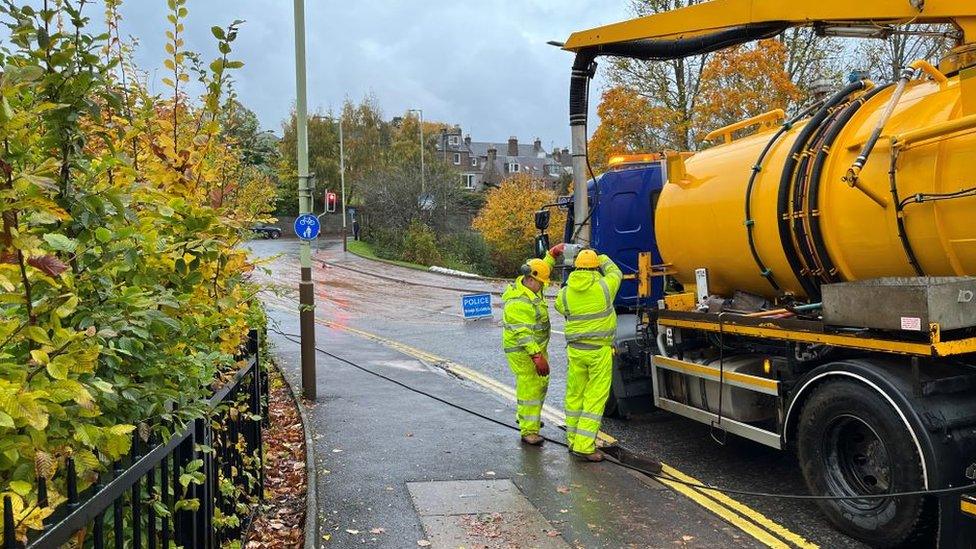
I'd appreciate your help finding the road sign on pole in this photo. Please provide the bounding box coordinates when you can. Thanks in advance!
[461,293,493,320]
[294,213,321,240]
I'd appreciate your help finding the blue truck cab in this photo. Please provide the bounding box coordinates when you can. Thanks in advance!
[557,158,666,418]
[561,159,666,312]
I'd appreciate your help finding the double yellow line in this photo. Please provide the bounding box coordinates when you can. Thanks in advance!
[266,299,816,549]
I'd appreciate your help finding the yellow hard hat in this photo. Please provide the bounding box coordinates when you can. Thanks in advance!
[521,258,551,285]
[575,249,601,269]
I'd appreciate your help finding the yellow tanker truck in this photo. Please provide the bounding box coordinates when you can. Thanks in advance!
[557,1,976,546]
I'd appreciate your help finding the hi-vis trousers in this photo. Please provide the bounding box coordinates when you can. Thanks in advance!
[565,345,612,454]
[506,352,549,436]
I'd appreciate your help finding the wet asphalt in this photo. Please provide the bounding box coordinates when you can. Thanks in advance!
[249,237,866,549]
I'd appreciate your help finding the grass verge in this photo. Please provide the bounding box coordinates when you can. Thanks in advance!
[345,239,431,272]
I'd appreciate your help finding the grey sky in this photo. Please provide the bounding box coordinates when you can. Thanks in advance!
[119,1,629,149]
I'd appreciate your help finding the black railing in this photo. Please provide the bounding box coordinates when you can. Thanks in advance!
[2,329,268,549]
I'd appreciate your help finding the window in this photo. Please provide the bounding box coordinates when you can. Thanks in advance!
[461,174,476,189]
[470,157,478,167]
[453,153,461,165]
[448,135,460,146]
[507,162,519,173]
[548,165,561,176]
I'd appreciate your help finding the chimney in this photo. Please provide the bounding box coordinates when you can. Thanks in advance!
[487,146,497,162]
[464,134,471,147]
[533,138,542,153]
[552,149,561,162]
[508,136,519,157]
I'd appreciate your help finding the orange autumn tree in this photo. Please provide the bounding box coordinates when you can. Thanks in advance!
[588,86,672,172]
[696,39,804,143]
[591,39,806,167]
[473,174,566,277]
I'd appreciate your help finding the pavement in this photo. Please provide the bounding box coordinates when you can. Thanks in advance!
[249,237,861,548]
[268,307,758,548]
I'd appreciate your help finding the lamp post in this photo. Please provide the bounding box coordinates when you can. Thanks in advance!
[292,0,316,400]
[339,119,347,251]
[407,108,425,198]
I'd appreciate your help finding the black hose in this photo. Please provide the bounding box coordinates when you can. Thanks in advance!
[890,152,926,276]
[807,84,892,282]
[270,328,976,501]
[579,22,789,61]
[743,101,825,294]
[790,106,845,284]
[777,81,869,299]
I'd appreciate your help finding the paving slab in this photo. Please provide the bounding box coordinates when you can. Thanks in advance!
[266,305,759,548]
[408,479,569,548]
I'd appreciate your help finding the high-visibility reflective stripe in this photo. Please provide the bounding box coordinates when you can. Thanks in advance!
[508,296,536,306]
[566,308,613,321]
[599,278,611,305]
[504,322,551,331]
[578,411,603,422]
[516,336,535,345]
[518,399,543,406]
[568,342,603,350]
[569,426,599,439]
[565,410,582,418]
[504,347,525,354]
[519,415,542,423]
[565,330,616,342]
[561,290,570,317]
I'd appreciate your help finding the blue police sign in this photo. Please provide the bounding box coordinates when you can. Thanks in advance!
[461,293,493,320]
[294,214,321,240]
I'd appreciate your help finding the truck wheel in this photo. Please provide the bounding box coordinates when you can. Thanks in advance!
[796,378,937,547]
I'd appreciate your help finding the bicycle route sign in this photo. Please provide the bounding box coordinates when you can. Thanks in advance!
[294,214,321,240]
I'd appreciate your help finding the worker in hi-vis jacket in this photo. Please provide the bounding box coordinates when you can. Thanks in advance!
[501,247,560,445]
[554,248,621,461]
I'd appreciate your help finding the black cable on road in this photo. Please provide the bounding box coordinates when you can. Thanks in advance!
[271,328,976,502]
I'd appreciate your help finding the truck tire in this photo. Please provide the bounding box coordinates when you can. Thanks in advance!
[796,378,937,547]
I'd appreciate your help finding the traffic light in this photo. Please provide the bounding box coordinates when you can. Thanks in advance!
[326,191,337,213]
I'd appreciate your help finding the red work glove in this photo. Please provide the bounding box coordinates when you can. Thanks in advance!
[532,354,550,377]
[549,243,566,258]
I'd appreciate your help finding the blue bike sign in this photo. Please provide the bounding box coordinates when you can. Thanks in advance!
[294,214,321,240]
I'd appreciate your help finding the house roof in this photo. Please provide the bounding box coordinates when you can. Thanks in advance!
[468,141,545,159]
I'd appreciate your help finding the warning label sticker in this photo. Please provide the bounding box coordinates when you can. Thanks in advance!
[900,317,922,331]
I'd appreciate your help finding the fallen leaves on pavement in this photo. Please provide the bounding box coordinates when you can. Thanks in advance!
[245,367,308,548]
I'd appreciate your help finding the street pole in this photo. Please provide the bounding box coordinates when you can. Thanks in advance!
[409,109,425,197]
[419,110,425,197]
[339,119,347,251]
[292,0,316,400]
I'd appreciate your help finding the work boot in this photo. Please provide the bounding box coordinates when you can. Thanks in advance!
[572,450,605,462]
[521,434,544,446]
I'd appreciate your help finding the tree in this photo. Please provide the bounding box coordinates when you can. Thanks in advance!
[588,87,667,171]
[857,24,957,82]
[696,40,804,142]
[0,2,272,540]
[472,175,567,276]
[277,111,342,215]
[604,0,842,153]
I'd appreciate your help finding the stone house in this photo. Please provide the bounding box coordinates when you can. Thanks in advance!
[435,126,572,191]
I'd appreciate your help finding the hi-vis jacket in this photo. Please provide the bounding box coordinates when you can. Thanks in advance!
[501,277,551,357]
[555,255,622,349]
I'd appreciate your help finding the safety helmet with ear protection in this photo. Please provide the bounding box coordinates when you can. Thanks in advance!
[519,258,551,285]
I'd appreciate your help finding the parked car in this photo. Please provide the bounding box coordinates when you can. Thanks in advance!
[251,224,282,239]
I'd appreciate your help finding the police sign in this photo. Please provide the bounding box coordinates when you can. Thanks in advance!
[461,293,492,320]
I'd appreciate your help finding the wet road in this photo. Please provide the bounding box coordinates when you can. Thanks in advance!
[249,237,866,549]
